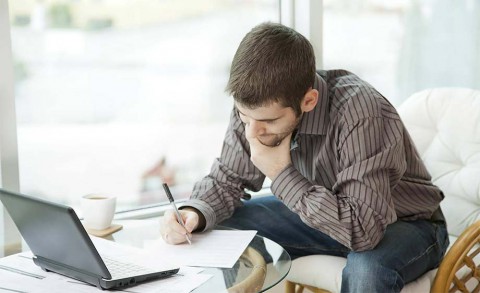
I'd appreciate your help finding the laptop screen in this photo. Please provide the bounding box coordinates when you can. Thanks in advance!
[0,188,110,279]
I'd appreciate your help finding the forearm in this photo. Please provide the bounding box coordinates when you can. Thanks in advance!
[271,165,396,251]
[181,161,265,231]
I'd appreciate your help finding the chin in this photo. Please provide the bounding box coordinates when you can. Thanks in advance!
[260,142,279,147]
[258,130,292,147]
[258,136,284,147]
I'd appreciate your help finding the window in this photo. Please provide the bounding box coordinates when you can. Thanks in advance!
[323,0,480,106]
[8,0,279,212]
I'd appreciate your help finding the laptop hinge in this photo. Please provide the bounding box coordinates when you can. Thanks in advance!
[34,256,105,289]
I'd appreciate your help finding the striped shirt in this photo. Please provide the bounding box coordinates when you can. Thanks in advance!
[183,69,444,251]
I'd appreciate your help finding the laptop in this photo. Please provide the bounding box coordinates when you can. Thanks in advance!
[0,188,179,290]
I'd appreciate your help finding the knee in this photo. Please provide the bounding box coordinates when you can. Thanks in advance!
[342,253,403,293]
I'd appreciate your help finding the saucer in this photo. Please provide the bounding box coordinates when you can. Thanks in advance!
[84,224,123,237]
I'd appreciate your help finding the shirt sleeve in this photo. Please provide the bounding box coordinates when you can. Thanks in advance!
[180,108,266,231]
[271,116,405,251]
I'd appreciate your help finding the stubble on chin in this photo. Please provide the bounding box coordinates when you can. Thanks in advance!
[255,115,302,147]
[257,133,289,147]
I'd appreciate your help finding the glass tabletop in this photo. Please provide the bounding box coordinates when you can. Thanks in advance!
[105,219,291,292]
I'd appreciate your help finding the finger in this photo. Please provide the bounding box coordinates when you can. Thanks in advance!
[244,132,258,144]
[279,132,293,147]
[183,212,199,233]
[165,230,189,244]
[245,136,262,152]
[161,210,189,242]
[161,222,189,245]
[165,211,189,235]
[164,232,187,244]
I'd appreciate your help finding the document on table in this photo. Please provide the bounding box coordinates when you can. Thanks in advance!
[90,236,203,275]
[144,230,257,268]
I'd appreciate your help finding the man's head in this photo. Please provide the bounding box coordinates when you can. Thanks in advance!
[226,22,316,116]
[227,22,318,147]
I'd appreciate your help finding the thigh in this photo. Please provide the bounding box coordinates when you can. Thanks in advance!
[218,195,350,259]
[345,219,449,284]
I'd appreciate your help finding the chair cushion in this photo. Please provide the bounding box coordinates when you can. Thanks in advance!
[287,237,456,292]
[288,256,436,293]
[287,255,344,292]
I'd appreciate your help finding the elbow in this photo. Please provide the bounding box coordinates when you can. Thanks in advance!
[348,209,394,251]
[349,227,385,252]
[350,239,380,252]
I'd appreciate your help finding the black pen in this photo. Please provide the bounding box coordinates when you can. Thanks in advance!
[162,183,192,244]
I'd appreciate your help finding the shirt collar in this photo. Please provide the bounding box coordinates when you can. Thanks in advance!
[297,73,330,135]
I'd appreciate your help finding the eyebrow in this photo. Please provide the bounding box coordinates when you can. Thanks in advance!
[236,108,281,122]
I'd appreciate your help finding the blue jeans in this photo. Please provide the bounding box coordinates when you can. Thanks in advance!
[219,196,449,293]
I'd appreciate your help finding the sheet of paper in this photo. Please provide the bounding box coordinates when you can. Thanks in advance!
[90,236,204,275]
[144,230,257,268]
[0,251,210,293]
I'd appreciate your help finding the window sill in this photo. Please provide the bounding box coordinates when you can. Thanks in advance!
[114,187,273,220]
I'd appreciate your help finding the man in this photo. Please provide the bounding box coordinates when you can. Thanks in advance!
[160,22,449,292]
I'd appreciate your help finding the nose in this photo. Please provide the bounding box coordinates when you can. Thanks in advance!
[245,120,265,138]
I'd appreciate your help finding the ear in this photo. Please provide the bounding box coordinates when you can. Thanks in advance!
[300,88,318,113]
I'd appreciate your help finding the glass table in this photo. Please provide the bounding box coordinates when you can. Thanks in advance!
[104,218,291,292]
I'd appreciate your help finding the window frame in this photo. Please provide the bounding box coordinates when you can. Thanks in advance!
[0,0,22,256]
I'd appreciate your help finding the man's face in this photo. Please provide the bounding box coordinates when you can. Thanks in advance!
[235,102,301,147]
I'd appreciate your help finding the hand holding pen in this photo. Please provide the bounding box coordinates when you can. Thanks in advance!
[162,183,193,245]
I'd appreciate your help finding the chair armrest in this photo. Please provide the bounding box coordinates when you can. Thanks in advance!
[432,220,480,292]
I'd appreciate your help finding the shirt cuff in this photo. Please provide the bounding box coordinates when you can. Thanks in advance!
[179,199,216,232]
[271,164,312,209]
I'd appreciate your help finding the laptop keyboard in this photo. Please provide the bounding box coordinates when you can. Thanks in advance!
[103,256,157,279]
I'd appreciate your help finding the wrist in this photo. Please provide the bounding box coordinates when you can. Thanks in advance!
[268,162,292,181]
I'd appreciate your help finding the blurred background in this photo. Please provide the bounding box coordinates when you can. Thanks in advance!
[6,0,480,211]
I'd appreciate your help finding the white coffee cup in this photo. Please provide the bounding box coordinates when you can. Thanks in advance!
[81,194,116,230]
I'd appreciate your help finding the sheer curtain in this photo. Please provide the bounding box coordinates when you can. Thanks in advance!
[397,0,480,101]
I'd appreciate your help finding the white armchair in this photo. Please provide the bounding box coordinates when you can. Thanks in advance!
[285,88,480,293]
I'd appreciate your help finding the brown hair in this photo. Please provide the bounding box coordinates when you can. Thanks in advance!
[226,22,316,116]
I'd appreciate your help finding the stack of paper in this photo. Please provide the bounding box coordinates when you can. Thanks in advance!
[0,230,257,292]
